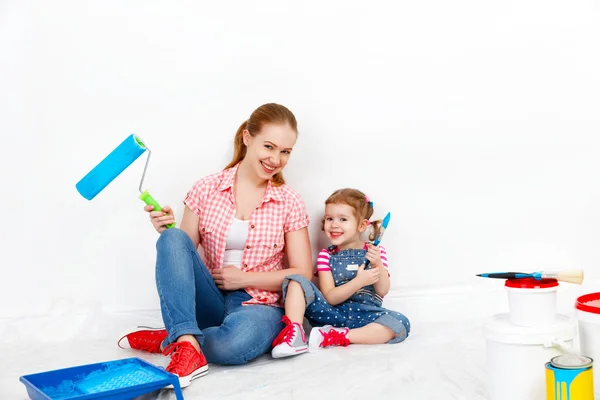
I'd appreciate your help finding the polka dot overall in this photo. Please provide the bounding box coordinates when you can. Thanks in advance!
[282,246,410,343]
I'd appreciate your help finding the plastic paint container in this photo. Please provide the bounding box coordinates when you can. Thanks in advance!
[545,354,594,400]
[19,357,183,400]
[575,292,600,398]
[505,278,559,327]
[484,313,576,400]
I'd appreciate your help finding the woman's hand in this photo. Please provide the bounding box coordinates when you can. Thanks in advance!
[211,265,246,291]
[144,204,176,234]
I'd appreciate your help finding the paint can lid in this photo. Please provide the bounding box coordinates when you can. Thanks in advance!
[550,355,593,369]
[575,292,600,315]
[505,278,558,289]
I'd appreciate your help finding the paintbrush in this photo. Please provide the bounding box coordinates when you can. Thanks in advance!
[476,270,584,285]
[364,212,390,269]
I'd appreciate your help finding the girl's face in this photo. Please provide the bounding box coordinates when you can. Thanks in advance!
[243,123,297,181]
[323,203,368,249]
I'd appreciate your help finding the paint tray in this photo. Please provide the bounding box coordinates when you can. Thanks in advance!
[19,357,184,400]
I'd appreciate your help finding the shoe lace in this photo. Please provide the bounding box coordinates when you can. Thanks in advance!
[321,329,350,347]
[163,342,197,374]
[126,331,164,352]
[271,316,294,347]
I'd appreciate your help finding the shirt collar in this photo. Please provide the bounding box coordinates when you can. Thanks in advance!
[217,163,238,192]
[264,180,285,202]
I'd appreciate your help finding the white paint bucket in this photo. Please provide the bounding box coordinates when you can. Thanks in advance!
[575,292,600,397]
[484,313,576,400]
[504,278,559,327]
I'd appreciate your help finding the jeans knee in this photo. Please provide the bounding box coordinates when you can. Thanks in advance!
[157,228,191,252]
[393,313,411,335]
[155,228,197,278]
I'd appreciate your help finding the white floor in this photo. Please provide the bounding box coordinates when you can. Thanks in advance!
[2,281,595,399]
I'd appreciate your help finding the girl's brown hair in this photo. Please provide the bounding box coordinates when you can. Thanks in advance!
[323,188,383,241]
[224,103,298,186]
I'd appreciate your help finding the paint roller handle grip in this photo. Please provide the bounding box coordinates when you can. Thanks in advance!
[139,190,176,229]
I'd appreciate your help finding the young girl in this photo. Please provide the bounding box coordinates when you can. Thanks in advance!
[271,188,410,358]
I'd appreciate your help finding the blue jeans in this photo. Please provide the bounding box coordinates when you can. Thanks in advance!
[155,228,284,365]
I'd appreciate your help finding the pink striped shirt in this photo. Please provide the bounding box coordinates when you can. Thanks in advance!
[316,244,389,275]
[184,163,309,307]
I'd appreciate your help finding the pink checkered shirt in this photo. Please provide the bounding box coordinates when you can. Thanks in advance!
[183,163,309,307]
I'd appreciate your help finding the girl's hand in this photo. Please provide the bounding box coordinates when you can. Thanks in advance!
[365,243,384,268]
[145,204,175,234]
[355,264,380,286]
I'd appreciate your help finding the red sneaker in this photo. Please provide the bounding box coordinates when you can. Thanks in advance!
[117,326,167,354]
[308,325,350,350]
[162,341,209,388]
[271,316,308,358]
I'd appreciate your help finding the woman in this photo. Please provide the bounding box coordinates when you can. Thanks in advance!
[118,103,313,388]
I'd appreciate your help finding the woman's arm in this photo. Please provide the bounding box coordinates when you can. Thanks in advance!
[242,227,313,290]
[215,227,313,292]
[179,206,201,248]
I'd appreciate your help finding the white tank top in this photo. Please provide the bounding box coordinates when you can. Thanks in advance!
[222,217,249,268]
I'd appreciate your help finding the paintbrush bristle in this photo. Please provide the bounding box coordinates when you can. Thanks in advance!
[557,270,584,284]
[543,270,584,285]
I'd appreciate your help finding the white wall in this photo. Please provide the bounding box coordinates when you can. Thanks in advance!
[2,0,600,326]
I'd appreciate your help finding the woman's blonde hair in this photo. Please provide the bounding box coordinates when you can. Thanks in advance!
[323,188,382,241]
[224,103,297,186]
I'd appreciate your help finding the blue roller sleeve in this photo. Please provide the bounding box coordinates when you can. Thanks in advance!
[76,134,146,200]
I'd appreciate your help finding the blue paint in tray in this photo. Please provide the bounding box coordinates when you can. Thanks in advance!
[20,357,183,399]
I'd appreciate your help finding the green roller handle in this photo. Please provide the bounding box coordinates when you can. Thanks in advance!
[139,190,176,229]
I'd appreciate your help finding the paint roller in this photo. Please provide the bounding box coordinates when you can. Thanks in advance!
[75,134,176,229]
